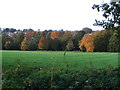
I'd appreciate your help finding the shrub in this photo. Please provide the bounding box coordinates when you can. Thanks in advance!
[2,65,120,89]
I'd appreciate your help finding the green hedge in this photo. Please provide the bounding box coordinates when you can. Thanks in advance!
[2,66,120,89]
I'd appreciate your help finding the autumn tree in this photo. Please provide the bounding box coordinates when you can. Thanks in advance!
[80,45,86,52]
[40,30,49,37]
[50,31,64,40]
[38,37,52,50]
[79,33,94,52]
[21,37,28,50]
[79,30,111,52]
[4,41,12,49]
[25,32,41,50]
[38,37,44,50]
[25,32,34,41]
[2,34,13,49]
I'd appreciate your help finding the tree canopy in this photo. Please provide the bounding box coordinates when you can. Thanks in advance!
[92,1,120,29]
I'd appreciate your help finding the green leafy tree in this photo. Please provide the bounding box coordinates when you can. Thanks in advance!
[60,31,73,50]
[13,32,24,50]
[51,38,62,50]
[73,31,86,50]
[27,32,41,50]
[93,30,111,52]
[23,28,34,32]
[82,27,92,33]
[27,40,38,50]
[66,40,74,51]
[108,28,120,52]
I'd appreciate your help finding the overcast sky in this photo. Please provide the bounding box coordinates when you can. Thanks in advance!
[0,0,110,31]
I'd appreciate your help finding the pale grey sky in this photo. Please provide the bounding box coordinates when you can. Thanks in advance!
[0,0,110,31]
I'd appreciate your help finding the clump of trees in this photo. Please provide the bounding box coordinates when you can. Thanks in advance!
[92,1,120,52]
[1,29,86,51]
[79,30,112,52]
[1,25,120,52]
[78,1,120,52]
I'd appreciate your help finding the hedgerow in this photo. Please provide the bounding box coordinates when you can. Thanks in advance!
[2,65,120,89]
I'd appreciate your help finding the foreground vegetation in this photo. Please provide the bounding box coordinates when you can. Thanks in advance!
[2,62,120,89]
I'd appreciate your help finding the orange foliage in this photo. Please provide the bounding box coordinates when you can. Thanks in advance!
[4,41,11,49]
[5,41,10,44]
[79,33,94,52]
[50,31,64,40]
[38,37,46,49]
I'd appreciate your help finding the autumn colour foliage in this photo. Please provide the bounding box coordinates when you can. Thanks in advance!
[4,41,11,49]
[21,37,28,50]
[38,37,46,49]
[50,31,64,40]
[79,33,94,52]
[38,36,51,50]
[2,27,120,52]
[79,30,112,52]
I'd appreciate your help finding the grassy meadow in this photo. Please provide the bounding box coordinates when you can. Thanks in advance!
[2,50,118,71]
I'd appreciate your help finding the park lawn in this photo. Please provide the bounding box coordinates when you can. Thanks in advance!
[1,50,118,71]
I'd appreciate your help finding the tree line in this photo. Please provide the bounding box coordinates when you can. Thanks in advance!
[1,27,120,52]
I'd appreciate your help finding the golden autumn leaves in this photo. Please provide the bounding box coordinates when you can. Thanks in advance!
[79,30,111,52]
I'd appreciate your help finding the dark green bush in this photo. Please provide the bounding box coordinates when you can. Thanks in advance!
[2,66,120,89]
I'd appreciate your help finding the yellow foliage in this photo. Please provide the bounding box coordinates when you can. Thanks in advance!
[21,37,27,50]
[79,33,94,52]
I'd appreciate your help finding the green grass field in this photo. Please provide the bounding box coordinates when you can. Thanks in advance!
[2,50,118,71]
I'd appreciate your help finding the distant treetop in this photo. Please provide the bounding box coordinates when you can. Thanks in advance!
[82,27,92,33]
